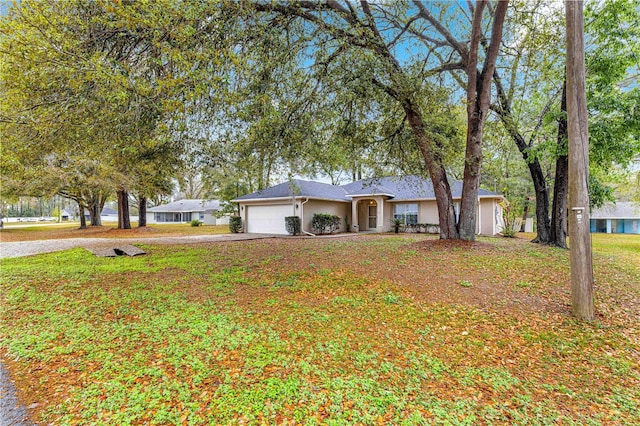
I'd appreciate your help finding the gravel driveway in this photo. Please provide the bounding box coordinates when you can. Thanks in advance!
[0,234,276,259]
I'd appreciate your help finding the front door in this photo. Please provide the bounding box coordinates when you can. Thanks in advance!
[368,205,377,229]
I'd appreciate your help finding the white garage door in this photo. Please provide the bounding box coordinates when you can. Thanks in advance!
[246,204,292,234]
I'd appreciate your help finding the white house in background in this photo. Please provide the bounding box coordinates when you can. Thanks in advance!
[590,201,640,234]
[147,199,229,225]
[232,175,504,235]
[83,207,123,223]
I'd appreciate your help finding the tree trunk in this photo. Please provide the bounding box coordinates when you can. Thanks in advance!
[459,113,482,240]
[405,106,459,239]
[138,196,147,227]
[89,202,101,226]
[78,201,87,229]
[117,189,131,230]
[529,161,550,243]
[493,72,551,244]
[459,0,509,241]
[519,197,530,232]
[550,80,569,248]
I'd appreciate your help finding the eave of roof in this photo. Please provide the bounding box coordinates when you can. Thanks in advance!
[233,196,350,204]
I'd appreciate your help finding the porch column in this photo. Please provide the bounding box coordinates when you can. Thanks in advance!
[377,197,384,232]
[606,219,612,234]
[351,201,359,232]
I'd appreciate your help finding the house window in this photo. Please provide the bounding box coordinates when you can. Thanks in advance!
[394,203,418,225]
[199,212,205,220]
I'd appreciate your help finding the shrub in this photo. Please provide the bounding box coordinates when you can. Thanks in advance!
[311,213,341,235]
[229,216,242,233]
[285,216,301,235]
[390,218,402,233]
[500,200,519,238]
[190,219,202,227]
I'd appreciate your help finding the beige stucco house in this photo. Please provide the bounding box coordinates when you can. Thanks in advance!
[232,176,504,236]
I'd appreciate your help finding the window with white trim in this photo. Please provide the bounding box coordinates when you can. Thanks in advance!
[393,203,418,224]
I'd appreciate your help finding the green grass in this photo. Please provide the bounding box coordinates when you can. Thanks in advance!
[1,234,639,425]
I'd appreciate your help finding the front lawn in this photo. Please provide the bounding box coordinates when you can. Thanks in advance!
[1,234,638,424]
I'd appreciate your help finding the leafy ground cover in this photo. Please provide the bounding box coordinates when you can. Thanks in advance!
[1,233,638,425]
[0,223,230,242]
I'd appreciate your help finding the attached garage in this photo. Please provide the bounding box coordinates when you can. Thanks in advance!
[246,204,293,234]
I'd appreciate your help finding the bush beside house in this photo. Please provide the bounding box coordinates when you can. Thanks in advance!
[312,213,341,235]
[229,216,242,233]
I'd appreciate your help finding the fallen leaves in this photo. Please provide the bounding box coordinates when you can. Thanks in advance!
[1,234,639,424]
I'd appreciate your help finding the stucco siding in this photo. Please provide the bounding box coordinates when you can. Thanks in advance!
[418,201,439,224]
[479,199,496,235]
[383,201,393,232]
[302,200,350,233]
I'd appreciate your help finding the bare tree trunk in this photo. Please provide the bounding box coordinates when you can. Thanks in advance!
[89,202,102,226]
[78,201,87,229]
[459,0,509,241]
[520,196,530,232]
[566,0,594,321]
[117,189,131,230]
[138,196,147,227]
[405,107,459,239]
[550,80,569,248]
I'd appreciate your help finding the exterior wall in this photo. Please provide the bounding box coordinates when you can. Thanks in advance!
[479,198,497,235]
[100,215,134,223]
[417,201,439,224]
[590,218,640,234]
[302,199,350,233]
[201,212,216,225]
[146,211,222,225]
[382,201,393,232]
[216,215,230,225]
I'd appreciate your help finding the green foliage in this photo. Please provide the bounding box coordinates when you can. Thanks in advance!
[284,216,301,236]
[190,219,202,227]
[311,213,341,235]
[499,200,519,238]
[0,0,237,207]
[390,218,402,234]
[229,216,242,233]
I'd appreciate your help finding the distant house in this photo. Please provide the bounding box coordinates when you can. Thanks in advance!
[84,207,119,222]
[590,201,640,234]
[147,199,229,225]
[232,175,504,235]
[61,209,73,221]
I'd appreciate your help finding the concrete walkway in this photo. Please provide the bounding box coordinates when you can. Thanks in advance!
[0,234,277,259]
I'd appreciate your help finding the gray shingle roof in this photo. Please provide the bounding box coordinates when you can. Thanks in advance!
[233,175,501,202]
[83,207,117,215]
[148,199,221,212]
[591,201,640,219]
